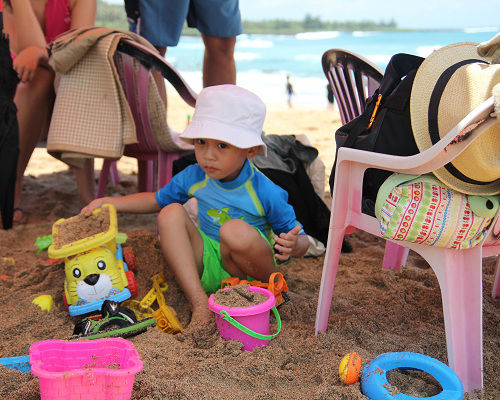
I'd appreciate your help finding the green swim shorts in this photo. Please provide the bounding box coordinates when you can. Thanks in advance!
[199,228,276,294]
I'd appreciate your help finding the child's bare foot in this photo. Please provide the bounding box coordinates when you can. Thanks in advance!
[190,305,215,328]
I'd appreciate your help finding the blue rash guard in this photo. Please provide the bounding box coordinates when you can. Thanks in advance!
[155,159,304,242]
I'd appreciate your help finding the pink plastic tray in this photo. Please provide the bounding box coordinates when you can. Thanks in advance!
[30,338,143,400]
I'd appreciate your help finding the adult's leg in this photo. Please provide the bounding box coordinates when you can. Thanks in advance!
[157,203,212,327]
[219,219,276,281]
[13,67,55,219]
[137,0,188,106]
[201,34,236,87]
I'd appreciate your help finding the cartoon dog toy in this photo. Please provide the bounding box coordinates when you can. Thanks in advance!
[48,204,138,316]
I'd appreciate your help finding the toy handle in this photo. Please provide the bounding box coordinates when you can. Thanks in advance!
[269,272,288,294]
[219,306,281,340]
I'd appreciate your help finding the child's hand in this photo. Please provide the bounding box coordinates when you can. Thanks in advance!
[273,225,302,261]
[81,198,108,217]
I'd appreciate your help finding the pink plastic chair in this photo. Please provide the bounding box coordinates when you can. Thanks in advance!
[97,39,197,197]
[315,97,500,394]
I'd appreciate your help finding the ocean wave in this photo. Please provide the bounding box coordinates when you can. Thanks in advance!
[294,53,323,61]
[464,27,499,33]
[178,42,205,50]
[352,31,379,37]
[235,71,328,108]
[234,52,261,61]
[237,38,274,48]
[364,54,392,66]
[295,31,341,40]
[165,56,177,65]
[416,45,441,57]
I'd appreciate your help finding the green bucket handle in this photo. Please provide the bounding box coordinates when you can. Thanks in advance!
[219,306,281,341]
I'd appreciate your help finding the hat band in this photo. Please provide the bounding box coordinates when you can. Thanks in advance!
[428,58,491,186]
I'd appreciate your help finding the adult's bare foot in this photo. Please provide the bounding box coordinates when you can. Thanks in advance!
[13,207,28,225]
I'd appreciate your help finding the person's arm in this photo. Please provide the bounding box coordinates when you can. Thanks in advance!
[81,192,162,216]
[3,0,46,54]
[4,0,49,82]
[70,0,96,29]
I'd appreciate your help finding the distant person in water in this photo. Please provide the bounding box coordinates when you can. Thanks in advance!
[326,83,334,110]
[286,75,294,108]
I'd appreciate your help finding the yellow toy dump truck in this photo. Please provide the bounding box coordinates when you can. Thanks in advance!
[48,204,138,316]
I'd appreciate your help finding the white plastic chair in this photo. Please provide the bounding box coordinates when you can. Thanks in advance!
[322,48,409,270]
[322,48,383,125]
[315,97,500,394]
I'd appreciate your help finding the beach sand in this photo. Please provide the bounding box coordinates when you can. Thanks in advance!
[0,91,498,399]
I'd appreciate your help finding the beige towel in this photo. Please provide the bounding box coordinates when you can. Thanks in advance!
[46,27,158,168]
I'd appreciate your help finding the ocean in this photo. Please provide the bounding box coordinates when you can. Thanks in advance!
[165,28,499,108]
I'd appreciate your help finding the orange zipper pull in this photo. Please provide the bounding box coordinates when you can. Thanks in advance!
[366,94,382,131]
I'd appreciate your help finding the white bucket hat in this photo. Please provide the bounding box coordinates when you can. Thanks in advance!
[180,85,267,156]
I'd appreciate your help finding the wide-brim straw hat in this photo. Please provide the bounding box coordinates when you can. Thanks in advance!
[410,41,500,195]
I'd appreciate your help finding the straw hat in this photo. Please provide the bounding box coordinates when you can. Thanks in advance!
[410,41,500,195]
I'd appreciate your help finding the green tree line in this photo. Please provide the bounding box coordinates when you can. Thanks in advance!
[96,1,398,35]
[242,15,397,35]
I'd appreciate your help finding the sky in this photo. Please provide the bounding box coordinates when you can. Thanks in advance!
[105,0,500,30]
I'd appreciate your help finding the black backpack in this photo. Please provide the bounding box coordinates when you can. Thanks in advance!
[330,53,424,216]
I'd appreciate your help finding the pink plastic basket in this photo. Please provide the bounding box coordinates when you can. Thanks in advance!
[29,338,143,400]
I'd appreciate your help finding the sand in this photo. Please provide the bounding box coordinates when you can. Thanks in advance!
[0,91,499,400]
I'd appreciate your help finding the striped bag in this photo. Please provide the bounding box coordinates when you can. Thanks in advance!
[375,173,500,249]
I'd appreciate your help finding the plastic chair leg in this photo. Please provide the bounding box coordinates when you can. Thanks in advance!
[382,242,409,271]
[491,255,500,298]
[110,161,120,186]
[158,151,181,189]
[137,160,154,192]
[315,227,346,335]
[97,159,114,198]
[426,246,484,394]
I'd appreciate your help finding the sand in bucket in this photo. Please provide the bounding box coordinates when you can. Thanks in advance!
[208,285,281,351]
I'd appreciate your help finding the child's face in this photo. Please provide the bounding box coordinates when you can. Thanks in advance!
[194,138,259,182]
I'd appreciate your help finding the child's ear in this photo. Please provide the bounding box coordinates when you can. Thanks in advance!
[246,146,261,158]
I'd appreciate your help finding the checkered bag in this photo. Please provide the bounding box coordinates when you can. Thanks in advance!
[375,173,500,249]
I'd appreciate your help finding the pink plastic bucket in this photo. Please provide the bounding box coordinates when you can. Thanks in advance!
[208,286,281,351]
[29,338,142,400]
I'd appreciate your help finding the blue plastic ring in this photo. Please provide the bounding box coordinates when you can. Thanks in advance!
[361,352,463,400]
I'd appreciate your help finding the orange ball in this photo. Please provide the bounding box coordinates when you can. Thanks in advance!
[339,352,363,385]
